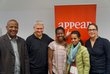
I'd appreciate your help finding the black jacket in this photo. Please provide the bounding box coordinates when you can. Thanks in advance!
[85,37,110,74]
[0,34,30,74]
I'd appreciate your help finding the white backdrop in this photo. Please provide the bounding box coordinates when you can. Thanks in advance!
[0,0,110,40]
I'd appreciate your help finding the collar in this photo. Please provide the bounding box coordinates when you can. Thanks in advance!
[7,34,18,40]
[34,33,42,39]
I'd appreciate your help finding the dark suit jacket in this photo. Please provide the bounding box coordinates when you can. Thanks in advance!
[0,34,30,74]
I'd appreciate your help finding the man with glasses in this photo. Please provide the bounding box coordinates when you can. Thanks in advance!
[85,23,110,74]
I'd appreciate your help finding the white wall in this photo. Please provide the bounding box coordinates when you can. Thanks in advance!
[0,0,110,40]
[0,0,55,39]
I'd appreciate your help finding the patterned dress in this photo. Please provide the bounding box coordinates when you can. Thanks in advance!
[49,41,67,74]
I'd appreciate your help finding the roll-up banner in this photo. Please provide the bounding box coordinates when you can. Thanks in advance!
[55,4,96,43]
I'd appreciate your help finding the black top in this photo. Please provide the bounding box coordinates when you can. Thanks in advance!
[85,37,110,74]
[26,34,53,70]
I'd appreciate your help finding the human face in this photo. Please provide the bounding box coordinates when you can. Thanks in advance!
[34,24,44,37]
[88,25,98,38]
[71,34,80,46]
[6,21,18,38]
[56,29,65,42]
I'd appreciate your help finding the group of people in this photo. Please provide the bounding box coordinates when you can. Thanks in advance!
[0,19,110,74]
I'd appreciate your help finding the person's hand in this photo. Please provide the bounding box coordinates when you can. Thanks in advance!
[66,29,71,37]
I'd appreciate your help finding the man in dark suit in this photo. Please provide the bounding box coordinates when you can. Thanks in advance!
[0,19,30,74]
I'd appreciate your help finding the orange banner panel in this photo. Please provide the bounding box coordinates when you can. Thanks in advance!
[55,4,96,43]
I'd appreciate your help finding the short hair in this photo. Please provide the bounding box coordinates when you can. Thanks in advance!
[35,20,44,25]
[71,30,81,38]
[7,19,18,26]
[55,27,65,34]
[71,30,84,45]
[88,23,98,30]
[34,20,44,28]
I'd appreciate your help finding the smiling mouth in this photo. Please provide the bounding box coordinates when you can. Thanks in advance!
[11,31,17,34]
[59,36,64,38]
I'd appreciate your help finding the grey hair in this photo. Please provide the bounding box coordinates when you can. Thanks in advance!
[33,20,44,28]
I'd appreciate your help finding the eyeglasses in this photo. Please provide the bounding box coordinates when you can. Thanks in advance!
[88,29,97,31]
